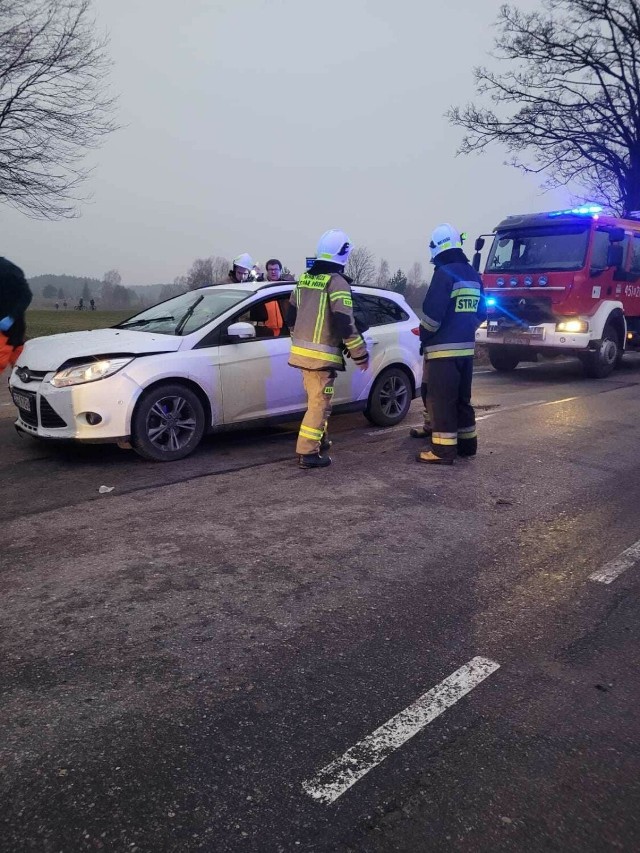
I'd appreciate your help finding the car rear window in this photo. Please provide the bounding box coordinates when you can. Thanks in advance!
[353,294,410,327]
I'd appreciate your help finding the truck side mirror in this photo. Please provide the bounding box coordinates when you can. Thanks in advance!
[474,237,485,251]
[609,227,625,243]
[472,252,482,272]
[606,244,624,268]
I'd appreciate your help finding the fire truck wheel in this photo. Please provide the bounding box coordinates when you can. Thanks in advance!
[581,323,620,379]
[488,346,520,372]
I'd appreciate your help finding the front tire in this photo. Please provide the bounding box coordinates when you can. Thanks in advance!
[581,322,619,379]
[364,367,412,427]
[488,346,520,372]
[132,383,205,461]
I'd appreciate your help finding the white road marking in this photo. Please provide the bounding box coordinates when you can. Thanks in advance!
[302,656,500,805]
[476,400,546,420]
[589,539,640,584]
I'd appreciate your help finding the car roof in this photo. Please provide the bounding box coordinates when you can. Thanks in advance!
[196,280,408,301]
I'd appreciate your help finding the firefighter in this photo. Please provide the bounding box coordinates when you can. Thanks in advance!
[225,253,253,283]
[0,256,32,374]
[416,224,486,465]
[287,229,369,469]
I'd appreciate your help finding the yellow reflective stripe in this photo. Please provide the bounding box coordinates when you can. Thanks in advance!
[451,287,481,297]
[313,292,327,342]
[290,345,343,364]
[344,334,364,348]
[299,425,323,439]
[426,348,475,359]
[432,433,458,446]
[330,290,351,301]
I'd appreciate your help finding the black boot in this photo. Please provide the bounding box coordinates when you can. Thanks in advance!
[299,453,332,469]
[320,432,332,452]
[409,426,432,438]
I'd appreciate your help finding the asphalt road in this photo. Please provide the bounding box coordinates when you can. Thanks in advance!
[1,357,640,852]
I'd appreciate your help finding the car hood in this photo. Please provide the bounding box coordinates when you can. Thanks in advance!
[19,328,182,371]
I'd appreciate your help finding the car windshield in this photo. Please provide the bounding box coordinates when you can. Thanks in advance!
[116,289,248,336]
[486,225,590,273]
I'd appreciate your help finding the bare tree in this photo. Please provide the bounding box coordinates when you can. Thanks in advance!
[346,246,376,285]
[0,0,118,219]
[186,258,213,290]
[448,0,640,214]
[375,258,390,289]
[100,269,121,307]
[211,255,230,283]
[405,262,426,311]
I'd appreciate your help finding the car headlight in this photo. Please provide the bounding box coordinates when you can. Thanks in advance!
[50,357,133,387]
[556,319,589,333]
[478,320,488,329]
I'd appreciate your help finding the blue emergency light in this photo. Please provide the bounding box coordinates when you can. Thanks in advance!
[486,297,497,307]
[547,204,603,217]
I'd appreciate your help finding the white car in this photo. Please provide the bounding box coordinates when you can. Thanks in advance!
[9,282,422,461]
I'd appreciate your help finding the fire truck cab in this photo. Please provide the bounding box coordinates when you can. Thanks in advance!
[474,205,640,377]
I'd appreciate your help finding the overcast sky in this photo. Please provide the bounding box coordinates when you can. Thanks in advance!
[2,0,570,286]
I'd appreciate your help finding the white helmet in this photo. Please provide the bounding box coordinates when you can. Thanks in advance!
[316,229,353,267]
[429,224,463,261]
[233,252,253,271]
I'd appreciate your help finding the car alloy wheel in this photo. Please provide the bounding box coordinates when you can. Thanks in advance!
[132,383,206,461]
[365,366,412,427]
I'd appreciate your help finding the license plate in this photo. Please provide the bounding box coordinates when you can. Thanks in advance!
[490,326,545,343]
[11,390,33,413]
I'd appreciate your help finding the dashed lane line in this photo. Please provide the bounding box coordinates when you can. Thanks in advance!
[589,538,640,584]
[302,656,500,805]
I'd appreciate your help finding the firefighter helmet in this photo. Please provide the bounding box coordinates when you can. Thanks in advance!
[429,224,463,261]
[316,229,353,267]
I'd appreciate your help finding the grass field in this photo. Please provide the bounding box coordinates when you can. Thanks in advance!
[25,309,133,339]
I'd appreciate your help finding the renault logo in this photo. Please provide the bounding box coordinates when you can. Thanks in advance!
[16,366,33,383]
[518,299,526,308]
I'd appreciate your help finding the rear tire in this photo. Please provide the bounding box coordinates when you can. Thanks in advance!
[132,383,205,461]
[364,367,412,427]
[488,346,520,372]
[581,323,619,379]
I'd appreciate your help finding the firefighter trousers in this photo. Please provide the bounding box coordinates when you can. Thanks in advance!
[296,368,336,455]
[419,355,432,430]
[0,333,23,373]
[425,356,477,460]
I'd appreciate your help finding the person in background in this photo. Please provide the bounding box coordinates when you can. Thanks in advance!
[416,223,486,465]
[287,229,369,469]
[225,253,253,283]
[0,255,33,374]
[265,258,295,283]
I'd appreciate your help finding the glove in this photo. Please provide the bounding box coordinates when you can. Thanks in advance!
[0,316,14,332]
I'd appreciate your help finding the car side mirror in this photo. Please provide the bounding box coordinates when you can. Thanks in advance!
[226,321,256,341]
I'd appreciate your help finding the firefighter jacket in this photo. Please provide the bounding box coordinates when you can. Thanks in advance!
[287,261,368,371]
[0,257,32,346]
[419,249,486,359]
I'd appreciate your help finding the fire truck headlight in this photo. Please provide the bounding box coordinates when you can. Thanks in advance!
[556,319,589,333]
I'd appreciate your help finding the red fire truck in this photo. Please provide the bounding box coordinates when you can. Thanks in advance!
[473,205,640,377]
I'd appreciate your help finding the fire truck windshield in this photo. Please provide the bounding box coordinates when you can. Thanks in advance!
[486,225,590,273]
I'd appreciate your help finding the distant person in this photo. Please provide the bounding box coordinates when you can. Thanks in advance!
[224,253,253,283]
[63,301,68,309]
[0,256,33,374]
[265,258,294,282]
[76,297,84,311]
[55,302,59,310]
[90,298,95,311]
[251,264,264,282]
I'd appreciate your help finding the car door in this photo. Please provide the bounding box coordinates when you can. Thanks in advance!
[218,293,305,423]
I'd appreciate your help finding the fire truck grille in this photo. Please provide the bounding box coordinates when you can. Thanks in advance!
[494,296,554,325]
